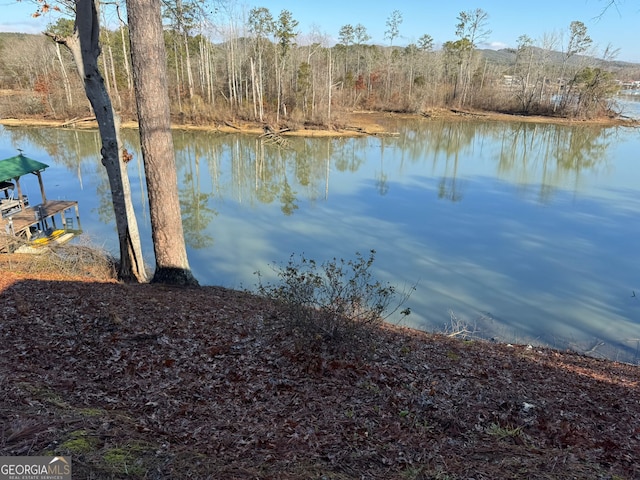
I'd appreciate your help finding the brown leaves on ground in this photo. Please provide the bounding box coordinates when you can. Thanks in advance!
[1,268,639,479]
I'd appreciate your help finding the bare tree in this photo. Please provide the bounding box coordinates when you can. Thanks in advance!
[47,0,147,282]
[512,34,538,112]
[353,23,370,79]
[555,21,593,112]
[6,2,627,127]
[454,8,490,107]
[248,7,275,122]
[274,9,298,122]
[163,0,203,100]
[126,0,198,286]
[383,10,402,101]
[384,9,402,47]
[54,41,74,107]
[338,23,354,93]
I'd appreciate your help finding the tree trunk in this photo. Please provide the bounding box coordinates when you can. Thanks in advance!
[183,33,195,99]
[101,42,111,92]
[172,42,183,112]
[250,57,258,119]
[117,10,133,91]
[327,48,333,122]
[54,43,73,107]
[107,43,122,109]
[126,0,198,286]
[48,0,147,283]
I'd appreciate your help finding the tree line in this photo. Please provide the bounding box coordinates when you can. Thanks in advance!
[0,1,635,286]
[0,5,630,126]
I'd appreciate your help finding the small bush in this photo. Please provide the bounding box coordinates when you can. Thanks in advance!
[255,250,411,352]
[22,95,46,115]
[0,234,116,280]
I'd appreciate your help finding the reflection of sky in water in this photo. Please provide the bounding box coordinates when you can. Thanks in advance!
[618,96,640,120]
[1,122,639,363]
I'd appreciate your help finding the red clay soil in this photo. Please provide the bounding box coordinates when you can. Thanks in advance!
[1,265,639,479]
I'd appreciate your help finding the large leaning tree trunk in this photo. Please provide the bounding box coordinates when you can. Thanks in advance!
[47,0,147,283]
[125,0,199,286]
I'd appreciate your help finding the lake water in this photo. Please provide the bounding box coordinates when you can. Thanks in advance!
[619,94,640,120]
[2,118,639,363]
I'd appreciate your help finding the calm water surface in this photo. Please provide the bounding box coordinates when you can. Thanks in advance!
[2,119,639,362]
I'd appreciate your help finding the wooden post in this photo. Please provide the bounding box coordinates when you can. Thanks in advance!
[35,171,47,203]
[14,178,25,209]
[74,204,82,231]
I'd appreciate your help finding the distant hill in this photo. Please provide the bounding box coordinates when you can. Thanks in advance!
[3,30,639,80]
[478,47,640,80]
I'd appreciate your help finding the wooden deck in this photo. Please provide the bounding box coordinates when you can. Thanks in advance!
[1,200,81,239]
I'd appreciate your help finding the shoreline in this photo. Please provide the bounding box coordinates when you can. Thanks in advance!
[1,108,638,138]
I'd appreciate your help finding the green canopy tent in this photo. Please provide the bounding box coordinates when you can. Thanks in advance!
[0,154,49,208]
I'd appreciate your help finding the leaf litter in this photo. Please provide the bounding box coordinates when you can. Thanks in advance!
[0,269,639,479]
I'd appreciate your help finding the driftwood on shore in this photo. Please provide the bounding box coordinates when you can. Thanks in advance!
[223,120,240,130]
[61,116,96,127]
[449,109,487,117]
[260,125,291,147]
[344,125,399,137]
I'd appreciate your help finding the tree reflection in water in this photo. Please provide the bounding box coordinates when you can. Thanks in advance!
[2,119,638,362]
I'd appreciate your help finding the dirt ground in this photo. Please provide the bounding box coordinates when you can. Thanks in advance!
[0,253,639,479]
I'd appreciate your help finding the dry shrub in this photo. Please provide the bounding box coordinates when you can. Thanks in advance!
[255,250,412,354]
[0,234,116,280]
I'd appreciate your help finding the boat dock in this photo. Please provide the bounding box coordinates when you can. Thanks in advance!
[1,200,81,238]
[0,153,82,252]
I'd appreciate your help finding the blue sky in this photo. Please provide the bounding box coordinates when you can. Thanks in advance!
[2,0,639,63]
